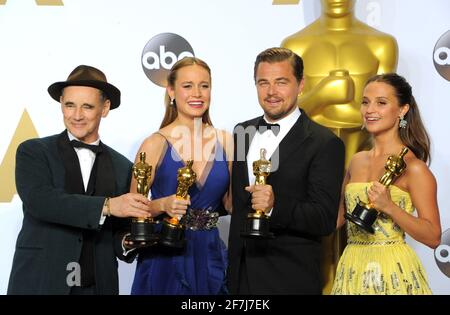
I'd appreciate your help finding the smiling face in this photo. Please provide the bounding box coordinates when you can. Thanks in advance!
[60,85,110,143]
[255,60,304,121]
[167,64,211,120]
[361,81,409,136]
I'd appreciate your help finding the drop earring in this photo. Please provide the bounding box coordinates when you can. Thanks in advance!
[399,115,407,129]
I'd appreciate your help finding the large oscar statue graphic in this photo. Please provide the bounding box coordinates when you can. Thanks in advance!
[127,152,158,243]
[241,148,274,239]
[281,0,398,292]
[346,147,408,233]
[159,160,196,248]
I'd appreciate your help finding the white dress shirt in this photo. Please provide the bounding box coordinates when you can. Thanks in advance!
[246,107,301,184]
[67,131,106,225]
[246,108,301,216]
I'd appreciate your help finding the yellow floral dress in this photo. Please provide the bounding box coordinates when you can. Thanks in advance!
[331,182,432,295]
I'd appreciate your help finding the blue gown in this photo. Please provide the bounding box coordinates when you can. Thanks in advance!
[131,138,229,295]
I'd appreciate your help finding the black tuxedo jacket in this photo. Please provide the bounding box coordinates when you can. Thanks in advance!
[7,131,132,295]
[228,110,345,294]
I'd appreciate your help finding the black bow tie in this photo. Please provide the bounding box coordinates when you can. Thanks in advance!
[71,140,102,154]
[257,118,280,136]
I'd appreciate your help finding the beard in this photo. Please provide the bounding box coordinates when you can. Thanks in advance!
[265,111,286,121]
[263,101,297,121]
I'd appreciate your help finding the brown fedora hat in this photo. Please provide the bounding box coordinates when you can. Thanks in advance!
[48,65,121,109]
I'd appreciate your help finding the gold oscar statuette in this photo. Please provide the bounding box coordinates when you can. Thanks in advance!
[127,152,158,243]
[345,147,408,233]
[281,0,399,293]
[241,148,274,239]
[159,160,197,248]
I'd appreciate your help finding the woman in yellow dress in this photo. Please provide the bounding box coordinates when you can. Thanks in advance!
[332,73,441,294]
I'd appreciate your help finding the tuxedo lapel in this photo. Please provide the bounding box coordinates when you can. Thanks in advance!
[233,118,259,204]
[234,113,311,204]
[242,123,258,186]
[58,131,117,287]
[269,112,312,181]
[94,142,116,197]
[57,131,85,194]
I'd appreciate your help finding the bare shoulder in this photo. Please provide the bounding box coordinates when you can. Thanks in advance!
[134,132,168,165]
[140,132,167,151]
[352,150,370,161]
[401,150,437,193]
[405,156,435,181]
[349,150,370,168]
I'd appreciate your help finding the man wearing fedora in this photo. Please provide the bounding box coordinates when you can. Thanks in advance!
[7,65,151,295]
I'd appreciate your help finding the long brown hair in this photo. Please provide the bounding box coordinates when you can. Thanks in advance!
[365,73,431,163]
[160,57,213,128]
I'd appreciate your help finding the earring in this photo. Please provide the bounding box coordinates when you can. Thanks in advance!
[399,115,407,129]
[170,98,175,107]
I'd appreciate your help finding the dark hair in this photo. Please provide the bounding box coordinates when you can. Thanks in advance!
[365,73,431,163]
[100,91,108,103]
[254,47,304,83]
[160,57,213,129]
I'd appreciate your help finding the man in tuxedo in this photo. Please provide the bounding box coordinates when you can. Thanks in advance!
[7,65,151,295]
[228,48,345,294]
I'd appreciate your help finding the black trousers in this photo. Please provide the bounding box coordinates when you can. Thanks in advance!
[237,252,250,295]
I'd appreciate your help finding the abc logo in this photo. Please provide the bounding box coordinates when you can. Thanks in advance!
[434,228,450,278]
[141,33,195,87]
[433,30,450,81]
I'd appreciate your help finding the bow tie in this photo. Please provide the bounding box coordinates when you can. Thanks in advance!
[257,118,280,136]
[71,139,102,154]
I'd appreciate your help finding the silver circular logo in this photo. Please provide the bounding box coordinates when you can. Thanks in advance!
[141,33,195,87]
[433,30,450,81]
[435,228,450,278]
